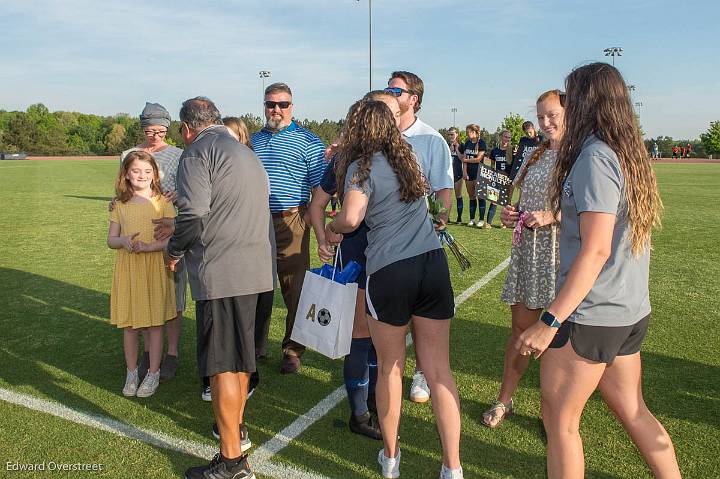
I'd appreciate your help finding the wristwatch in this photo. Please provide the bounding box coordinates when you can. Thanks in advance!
[540,311,562,328]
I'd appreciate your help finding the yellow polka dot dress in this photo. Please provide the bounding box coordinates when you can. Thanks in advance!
[110,196,176,329]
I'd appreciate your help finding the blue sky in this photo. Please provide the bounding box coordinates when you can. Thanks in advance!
[1,0,718,139]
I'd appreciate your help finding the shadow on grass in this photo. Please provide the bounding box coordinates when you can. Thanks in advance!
[63,195,114,202]
[0,267,345,477]
[450,314,720,429]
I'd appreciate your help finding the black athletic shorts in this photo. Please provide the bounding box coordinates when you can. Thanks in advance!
[365,249,455,326]
[466,163,479,181]
[548,314,650,363]
[452,158,463,183]
[196,294,258,376]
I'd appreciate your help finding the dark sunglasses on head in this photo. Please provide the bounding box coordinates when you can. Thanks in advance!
[384,87,413,97]
[264,100,292,109]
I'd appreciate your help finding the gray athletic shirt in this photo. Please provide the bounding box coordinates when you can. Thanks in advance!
[557,135,651,327]
[345,153,441,275]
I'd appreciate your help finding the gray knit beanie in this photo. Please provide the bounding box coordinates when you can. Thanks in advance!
[139,102,171,128]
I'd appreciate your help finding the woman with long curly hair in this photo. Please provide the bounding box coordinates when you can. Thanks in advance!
[517,63,681,478]
[327,100,463,479]
[483,90,564,428]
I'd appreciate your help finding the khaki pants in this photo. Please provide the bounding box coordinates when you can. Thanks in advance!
[273,208,310,357]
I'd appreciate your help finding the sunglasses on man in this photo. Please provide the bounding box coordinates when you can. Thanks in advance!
[384,87,414,97]
[264,101,292,109]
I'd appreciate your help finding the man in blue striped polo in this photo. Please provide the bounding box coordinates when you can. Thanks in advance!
[251,82,326,374]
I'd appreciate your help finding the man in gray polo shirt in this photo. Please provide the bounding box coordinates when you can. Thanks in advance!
[166,97,272,479]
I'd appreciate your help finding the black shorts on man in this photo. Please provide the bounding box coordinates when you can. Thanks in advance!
[196,295,258,376]
[548,314,649,363]
[365,249,455,326]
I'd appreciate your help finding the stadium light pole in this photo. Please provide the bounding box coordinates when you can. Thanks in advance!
[259,70,271,119]
[357,0,372,90]
[603,47,623,66]
[451,107,457,128]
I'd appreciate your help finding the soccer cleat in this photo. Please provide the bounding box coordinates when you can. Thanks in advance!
[477,221,485,228]
[212,423,252,452]
[122,368,139,397]
[467,220,475,226]
[409,371,430,403]
[349,411,382,440]
[377,448,401,478]
[136,370,160,398]
[201,385,212,402]
[184,453,255,479]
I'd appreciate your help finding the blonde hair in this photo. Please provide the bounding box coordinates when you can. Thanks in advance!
[516,90,564,189]
[115,151,163,203]
[222,117,252,149]
[550,64,662,255]
[465,124,481,136]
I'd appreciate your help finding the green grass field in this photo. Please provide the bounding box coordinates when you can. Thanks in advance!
[0,160,718,479]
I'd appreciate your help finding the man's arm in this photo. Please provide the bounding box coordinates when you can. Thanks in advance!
[167,155,211,259]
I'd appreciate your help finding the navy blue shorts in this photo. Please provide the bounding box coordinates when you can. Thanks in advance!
[338,226,368,289]
[466,163,479,181]
[452,158,463,183]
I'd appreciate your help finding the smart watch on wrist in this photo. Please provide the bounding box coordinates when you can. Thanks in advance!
[540,311,562,328]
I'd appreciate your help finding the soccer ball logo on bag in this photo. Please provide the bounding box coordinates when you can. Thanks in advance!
[317,308,331,326]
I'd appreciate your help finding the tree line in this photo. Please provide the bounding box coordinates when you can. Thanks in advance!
[1,103,718,157]
[0,103,344,156]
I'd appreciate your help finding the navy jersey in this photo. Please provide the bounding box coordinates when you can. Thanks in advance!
[490,146,511,174]
[449,141,464,161]
[320,156,369,239]
[463,139,486,161]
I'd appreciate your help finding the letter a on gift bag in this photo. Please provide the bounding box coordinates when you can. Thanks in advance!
[291,248,358,359]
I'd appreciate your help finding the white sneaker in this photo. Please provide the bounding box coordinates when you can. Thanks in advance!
[476,221,484,228]
[378,448,400,478]
[409,371,430,403]
[136,370,160,398]
[201,385,212,402]
[122,368,138,397]
[467,220,475,226]
[440,464,464,479]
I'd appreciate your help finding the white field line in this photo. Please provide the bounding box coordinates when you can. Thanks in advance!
[254,256,511,461]
[0,257,509,478]
[0,387,329,479]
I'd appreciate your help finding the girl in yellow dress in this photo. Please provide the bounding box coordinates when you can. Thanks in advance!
[108,151,176,398]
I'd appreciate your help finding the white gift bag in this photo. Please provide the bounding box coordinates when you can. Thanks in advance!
[290,248,358,359]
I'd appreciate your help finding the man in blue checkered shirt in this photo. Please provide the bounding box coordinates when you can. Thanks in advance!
[251,82,326,374]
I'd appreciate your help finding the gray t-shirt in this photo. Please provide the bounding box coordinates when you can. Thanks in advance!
[557,135,651,327]
[345,153,441,275]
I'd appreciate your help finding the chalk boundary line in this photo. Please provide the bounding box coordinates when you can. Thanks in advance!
[0,257,509,478]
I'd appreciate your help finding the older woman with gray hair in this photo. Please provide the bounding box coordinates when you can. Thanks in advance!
[119,102,186,383]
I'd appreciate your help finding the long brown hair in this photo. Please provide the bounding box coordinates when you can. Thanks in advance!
[336,99,426,202]
[550,63,662,254]
[115,151,163,203]
[515,89,564,189]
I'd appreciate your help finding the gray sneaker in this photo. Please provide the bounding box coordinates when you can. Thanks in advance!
[159,354,178,382]
[122,368,138,397]
[137,370,160,398]
[184,453,255,479]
